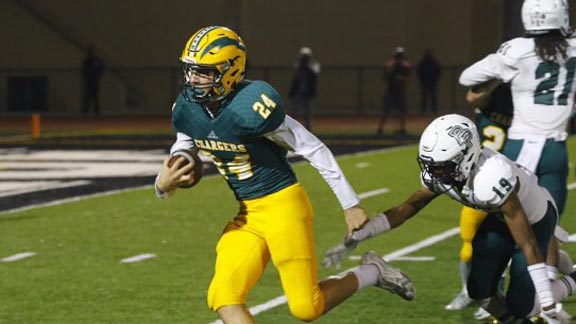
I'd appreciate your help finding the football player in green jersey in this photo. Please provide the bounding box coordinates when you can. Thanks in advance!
[154,26,414,323]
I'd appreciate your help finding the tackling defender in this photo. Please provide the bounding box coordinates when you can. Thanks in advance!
[325,114,576,323]
[154,26,414,323]
[444,82,513,313]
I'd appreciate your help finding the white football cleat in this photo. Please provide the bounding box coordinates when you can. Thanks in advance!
[473,307,492,321]
[444,290,473,310]
[361,251,415,301]
[558,250,574,276]
[544,303,573,324]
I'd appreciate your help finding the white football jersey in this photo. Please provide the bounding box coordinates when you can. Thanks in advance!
[422,147,554,224]
[460,36,576,141]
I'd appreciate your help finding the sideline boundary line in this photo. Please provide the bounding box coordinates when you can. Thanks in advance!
[0,145,414,216]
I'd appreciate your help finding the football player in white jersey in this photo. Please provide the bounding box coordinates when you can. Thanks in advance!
[459,0,573,282]
[324,114,576,323]
[444,82,514,316]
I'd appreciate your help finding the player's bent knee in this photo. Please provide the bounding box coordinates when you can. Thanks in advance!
[467,285,490,301]
[288,301,322,322]
[207,286,245,312]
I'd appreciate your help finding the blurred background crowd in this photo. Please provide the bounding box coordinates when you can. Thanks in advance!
[0,0,543,124]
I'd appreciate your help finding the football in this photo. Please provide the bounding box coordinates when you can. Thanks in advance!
[167,149,203,188]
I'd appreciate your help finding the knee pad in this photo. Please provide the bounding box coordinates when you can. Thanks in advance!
[460,242,473,263]
[207,282,246,312]
[288,300,323,322]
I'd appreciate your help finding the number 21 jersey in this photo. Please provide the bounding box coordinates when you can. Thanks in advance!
[460,36,576,140]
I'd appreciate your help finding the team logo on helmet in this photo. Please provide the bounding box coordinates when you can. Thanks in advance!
[448,125,473,148]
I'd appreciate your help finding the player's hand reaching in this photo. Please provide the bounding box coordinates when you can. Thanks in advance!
[344,205,368,232]
[323,233,359,269]
[324,213,393,269]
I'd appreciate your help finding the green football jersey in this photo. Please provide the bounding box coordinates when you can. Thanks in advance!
[475,83,514,151]
[478,83,513,129]
[172,80,297,201]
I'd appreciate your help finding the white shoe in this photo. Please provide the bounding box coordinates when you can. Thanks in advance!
[552,303,573,323]
[539,312,569,324]
[473,307,492,321]
[558,250,574,276]
[444,290,473,310]
[361,251,415,301]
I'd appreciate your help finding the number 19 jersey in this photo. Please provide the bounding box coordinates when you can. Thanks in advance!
[422,147,554,224]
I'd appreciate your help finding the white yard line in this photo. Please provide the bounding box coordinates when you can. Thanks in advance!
[390,256,436,261]
[120,253,157,263]
[568,182,576,190]
[348,255,436,262]
[355,162,371,168]
[380,228,460,261]
[206,227,459,324]
[0,180,91,198]
[358,188,390,199]
[0,185,152,215]
[2,252,37,262]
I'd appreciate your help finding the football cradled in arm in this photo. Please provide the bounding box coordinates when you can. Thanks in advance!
[167,149,203,188]
[156,149,203,198]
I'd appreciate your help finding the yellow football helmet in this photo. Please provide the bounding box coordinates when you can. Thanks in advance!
[180,26,247,103]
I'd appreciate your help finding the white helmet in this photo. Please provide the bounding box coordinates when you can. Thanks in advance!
[418,114,481,189]
[522,0,571,36]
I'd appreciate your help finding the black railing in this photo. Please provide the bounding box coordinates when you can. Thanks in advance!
[0,65,470,115]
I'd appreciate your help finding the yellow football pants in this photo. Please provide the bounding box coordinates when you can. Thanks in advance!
[207,183,325,321]
[459,206,488,262]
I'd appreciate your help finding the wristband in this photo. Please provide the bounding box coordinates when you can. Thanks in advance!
[528,263,554,309]
[350,212,391,242]
[155,183,173,199]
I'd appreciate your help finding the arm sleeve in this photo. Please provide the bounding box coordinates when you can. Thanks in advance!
[459,54,518,86]
[169,132,195,154]
[264,116,360,209]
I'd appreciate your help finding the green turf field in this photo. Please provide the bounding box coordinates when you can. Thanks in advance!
[1,138,575,323]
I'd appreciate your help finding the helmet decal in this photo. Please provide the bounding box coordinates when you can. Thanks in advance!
[200,37,246,59]
[447,125,473,148]
[188,26,220,52]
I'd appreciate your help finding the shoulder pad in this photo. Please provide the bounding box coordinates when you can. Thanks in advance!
[234,80,285,135]
[171,94,197,133]
[496,38,534,65]
[473,156,517,206]
[171,93,188,113]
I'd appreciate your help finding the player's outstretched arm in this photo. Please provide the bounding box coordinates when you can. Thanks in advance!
[324,188,437,268]
[265,115,361,211]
